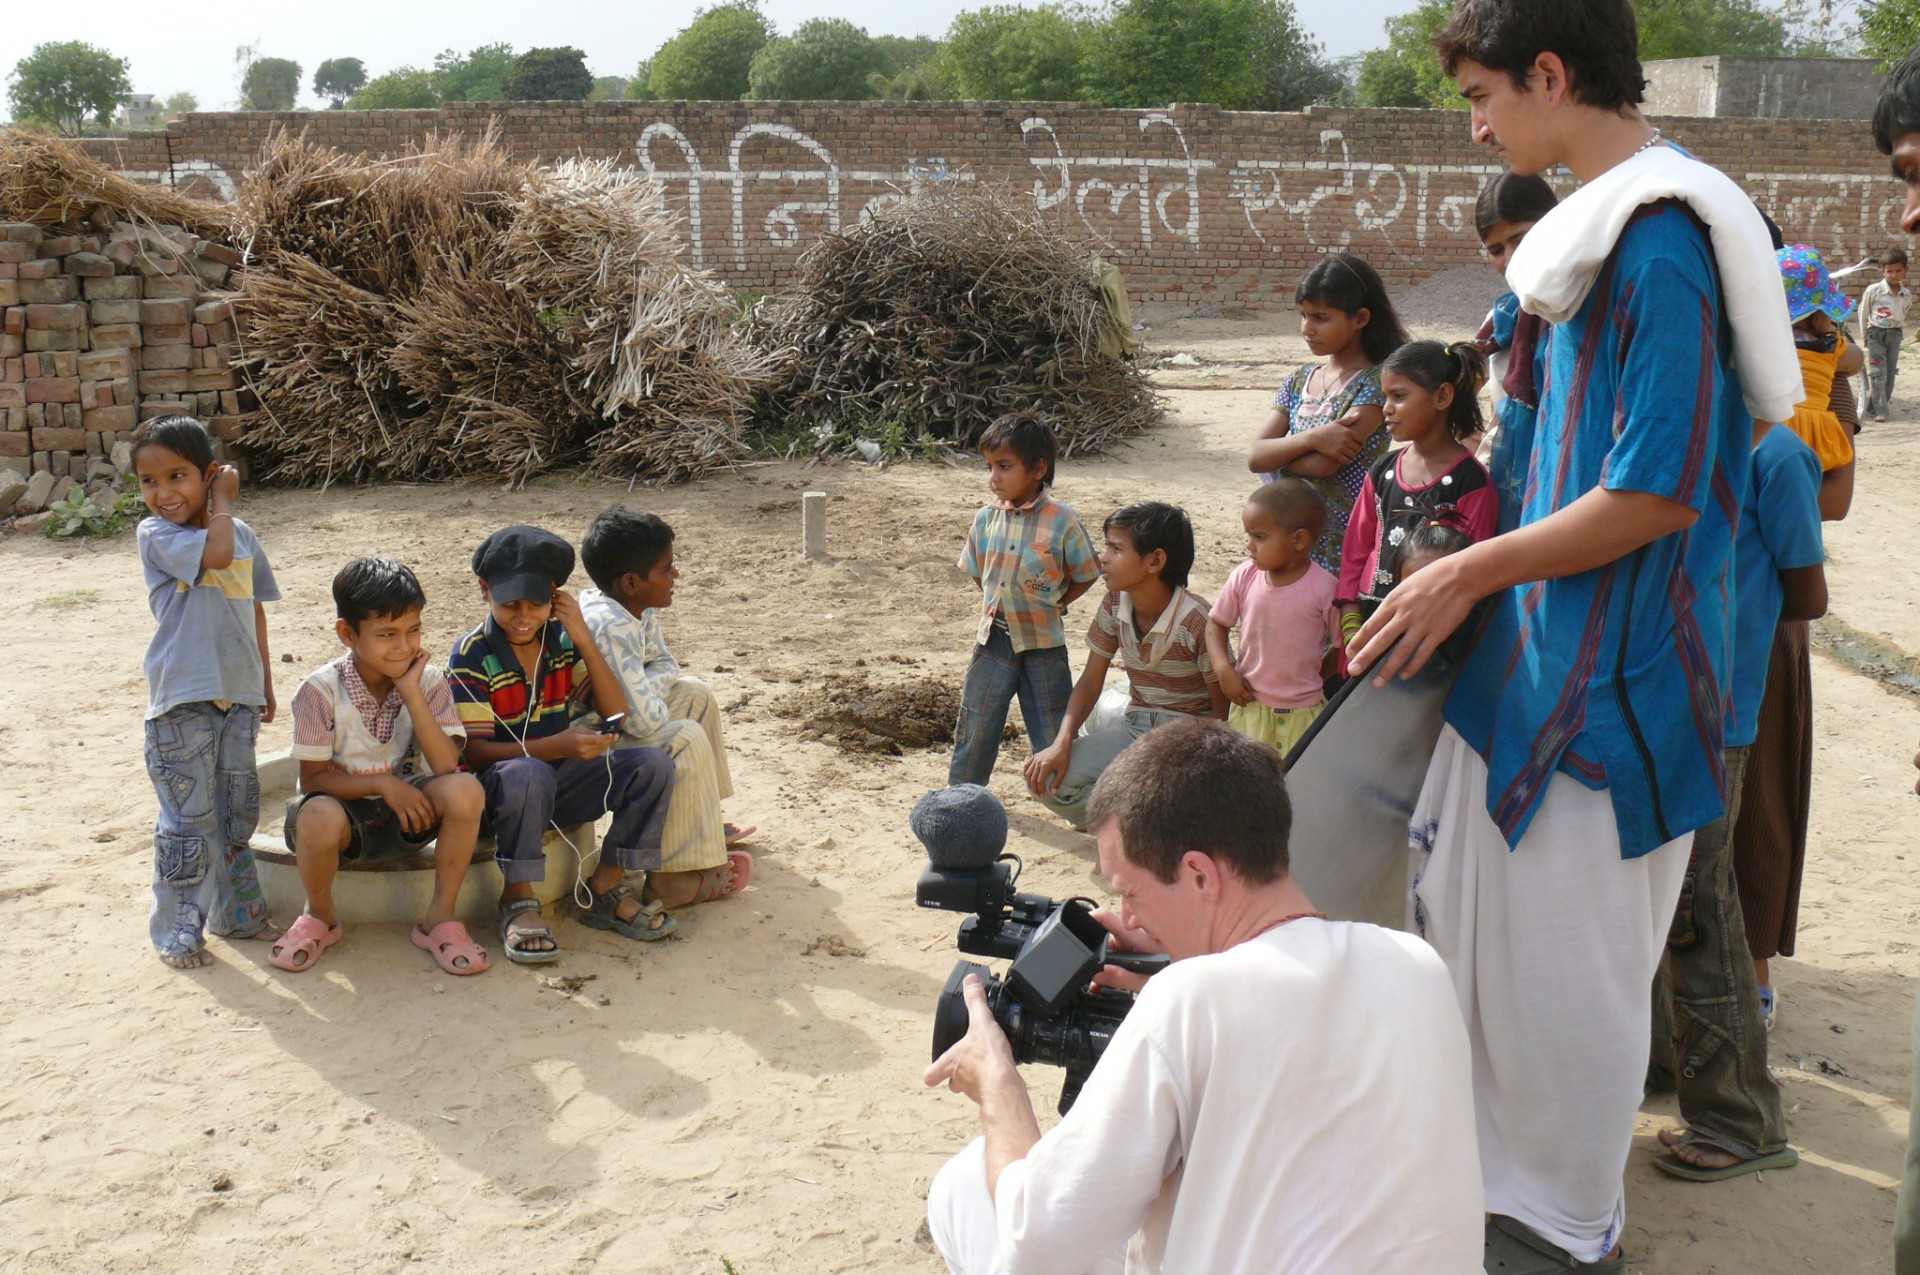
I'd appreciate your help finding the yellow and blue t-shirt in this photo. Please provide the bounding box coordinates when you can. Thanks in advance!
[139,515,280,719]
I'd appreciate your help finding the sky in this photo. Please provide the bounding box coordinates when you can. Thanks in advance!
[0,0,1416,115]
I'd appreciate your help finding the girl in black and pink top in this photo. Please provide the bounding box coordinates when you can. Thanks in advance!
[1337,341,1498,636]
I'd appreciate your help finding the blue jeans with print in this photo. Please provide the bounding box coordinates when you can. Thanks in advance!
[145,702,269,957]
[949,621,1073,788]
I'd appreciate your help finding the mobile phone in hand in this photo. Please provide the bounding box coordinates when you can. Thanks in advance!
[597,713,627,735]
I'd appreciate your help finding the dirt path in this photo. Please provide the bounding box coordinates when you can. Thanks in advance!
[1,304,1915,1273]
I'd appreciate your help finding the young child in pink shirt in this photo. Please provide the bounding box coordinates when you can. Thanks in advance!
[1206,479,1344,755]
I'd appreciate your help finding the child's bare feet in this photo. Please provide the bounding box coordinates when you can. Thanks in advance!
[233,921,286,944]
[159,949,214,969]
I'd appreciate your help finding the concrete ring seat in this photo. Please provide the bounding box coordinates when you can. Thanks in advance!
[249,750,594,925]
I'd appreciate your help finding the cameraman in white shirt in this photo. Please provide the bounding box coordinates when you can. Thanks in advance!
[924,718,1484,1275]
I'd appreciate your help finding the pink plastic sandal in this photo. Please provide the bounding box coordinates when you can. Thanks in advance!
[269,914,342,972]
[411,919,490,976]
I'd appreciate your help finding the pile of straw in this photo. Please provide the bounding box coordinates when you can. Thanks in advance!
[232,131,767,485]
[747,184,1159,457]
[0,129,233,239]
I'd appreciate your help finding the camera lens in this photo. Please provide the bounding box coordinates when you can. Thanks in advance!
[932,960,995,1060]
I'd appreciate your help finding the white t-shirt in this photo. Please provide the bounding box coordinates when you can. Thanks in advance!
[993,919,1484,1275]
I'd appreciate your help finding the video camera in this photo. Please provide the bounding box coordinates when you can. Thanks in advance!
[912,786,1164,1113]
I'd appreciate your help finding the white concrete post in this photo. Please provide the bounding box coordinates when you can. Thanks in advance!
[802,491,828,559]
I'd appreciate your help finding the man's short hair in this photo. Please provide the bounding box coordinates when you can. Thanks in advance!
[1103,501,1195,588]
[1087,718,1292,885]
[1246,477,1328,541]
[1875,45,1920,156]
[333,557,427,629]
[977,414,1059,485]
[1434,0,1646,113]
[1888,247,1911,268]
[581,506,676,591]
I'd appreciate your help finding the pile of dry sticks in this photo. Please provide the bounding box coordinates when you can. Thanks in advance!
[748,183,1160,457]
[232,130,770,485]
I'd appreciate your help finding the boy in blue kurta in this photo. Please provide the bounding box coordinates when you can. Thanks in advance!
[1348,3,1802,1268]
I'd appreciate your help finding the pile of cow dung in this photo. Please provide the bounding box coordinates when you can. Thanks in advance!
[747,183,1160,457]
[232,131,770,485]
[775,673,970,757]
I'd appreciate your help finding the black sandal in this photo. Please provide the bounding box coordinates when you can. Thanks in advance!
[498,898,561,965]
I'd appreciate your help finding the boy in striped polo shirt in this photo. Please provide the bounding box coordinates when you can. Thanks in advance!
[951,414,1101,788]
[446,525,676,964]
[1025,502,1226,828]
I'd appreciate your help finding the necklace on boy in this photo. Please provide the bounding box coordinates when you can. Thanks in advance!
[1632,128,1664,157]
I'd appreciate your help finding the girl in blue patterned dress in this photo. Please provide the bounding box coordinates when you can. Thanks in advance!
[1248,254,1411,574]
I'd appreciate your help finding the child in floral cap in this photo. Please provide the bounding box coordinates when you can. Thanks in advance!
[1777,243,1865,521]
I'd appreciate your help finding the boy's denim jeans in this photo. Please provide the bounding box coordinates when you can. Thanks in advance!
[1650,746,1787,1159]
[144,702,270,957]
[949,621,1074,788]
[479,749,674,883]
[1867,326,1903,418]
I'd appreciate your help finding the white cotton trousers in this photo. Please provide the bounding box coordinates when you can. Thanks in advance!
[929,1138,1129,1275]
[615,677,732,874]
[1410,726,1689,1262]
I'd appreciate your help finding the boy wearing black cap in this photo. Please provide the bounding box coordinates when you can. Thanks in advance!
[447,524,678,963]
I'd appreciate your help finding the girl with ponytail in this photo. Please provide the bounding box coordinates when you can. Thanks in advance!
[1336,340,1499,635]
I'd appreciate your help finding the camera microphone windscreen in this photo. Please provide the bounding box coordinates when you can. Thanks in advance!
[911,785,1008,871]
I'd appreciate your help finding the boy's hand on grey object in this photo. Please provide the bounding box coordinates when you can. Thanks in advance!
[1911,749,1920,796]
[382,778,437,835]
[1023,745,1069,796]
[208,463,240,501]
[563,725,616,760]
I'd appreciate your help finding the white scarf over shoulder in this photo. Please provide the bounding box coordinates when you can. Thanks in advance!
[1505,145,1801,424]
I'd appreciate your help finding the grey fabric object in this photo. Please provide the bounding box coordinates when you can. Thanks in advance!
[911,785,1008,870]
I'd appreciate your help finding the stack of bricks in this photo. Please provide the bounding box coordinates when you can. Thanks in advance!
[0,219,244,484]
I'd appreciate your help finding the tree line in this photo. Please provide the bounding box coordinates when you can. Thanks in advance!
[6,0,1918,135]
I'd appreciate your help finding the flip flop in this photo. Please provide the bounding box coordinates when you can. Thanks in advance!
[269,914,343,973]
[498,898,561,965]
[646,850,756,910]
[411,919,490,976]
[579,883,676,942]
[724,821,759,847]
[1485,1214,1623,1273]
[1653,1144,1799,1182]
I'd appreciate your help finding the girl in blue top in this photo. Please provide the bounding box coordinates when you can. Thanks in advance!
[133,416,281,968]
[1248,254,1410,574]
[1470,172,1559,533]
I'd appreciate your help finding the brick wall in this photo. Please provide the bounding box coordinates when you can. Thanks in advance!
[78,101,1911,303]
[0,220,242,487]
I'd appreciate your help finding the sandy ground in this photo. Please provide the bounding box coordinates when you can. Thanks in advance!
[3,303,1920,1274]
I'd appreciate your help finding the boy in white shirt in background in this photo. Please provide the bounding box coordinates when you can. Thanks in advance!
[1859,246,1911,422]
[580,507,758,911]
